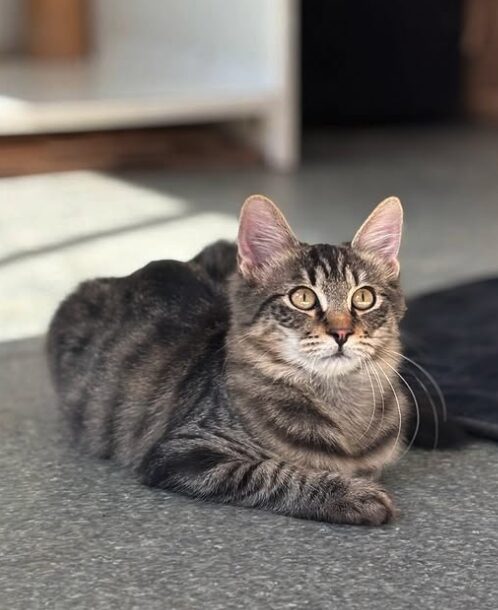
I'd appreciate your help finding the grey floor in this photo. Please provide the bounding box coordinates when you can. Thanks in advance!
[1,126,498,609]
[118,125,498,294]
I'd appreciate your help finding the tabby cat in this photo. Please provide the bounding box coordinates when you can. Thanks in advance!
[49,195,413,526]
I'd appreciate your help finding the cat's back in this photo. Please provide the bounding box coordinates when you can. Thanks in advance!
[48,259,229,463]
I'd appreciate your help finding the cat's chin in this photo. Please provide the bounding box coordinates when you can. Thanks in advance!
[300,352,363,377]
[318,355,361,376]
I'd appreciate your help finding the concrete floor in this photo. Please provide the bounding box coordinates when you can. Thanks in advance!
[2,336,497,610]
[1,126,498,609]
[2,124,498,340]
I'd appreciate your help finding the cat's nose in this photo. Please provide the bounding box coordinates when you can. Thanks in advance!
[330,329,353,347]
[326,312,353,347]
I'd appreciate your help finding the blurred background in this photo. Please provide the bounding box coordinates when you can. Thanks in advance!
[1,0,498,341]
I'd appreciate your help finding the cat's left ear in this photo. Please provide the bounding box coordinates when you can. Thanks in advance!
[352,197,403,277]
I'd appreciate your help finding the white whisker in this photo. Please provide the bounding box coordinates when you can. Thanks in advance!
[369,360,385,433]
[384,349,447,422]
[373,361,402,462]
[377,355,419,460]
[358,360,377,441]
[411,372,440,452]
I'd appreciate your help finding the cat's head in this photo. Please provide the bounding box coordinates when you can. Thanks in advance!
[230,195,406,377]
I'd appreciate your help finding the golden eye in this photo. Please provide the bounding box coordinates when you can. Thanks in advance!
[289,287,317,311]
[352,287,376,310]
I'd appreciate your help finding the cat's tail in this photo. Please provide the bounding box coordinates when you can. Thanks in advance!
[191,240,237,284]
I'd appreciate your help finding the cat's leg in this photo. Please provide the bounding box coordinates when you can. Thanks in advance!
[139,437,397,526]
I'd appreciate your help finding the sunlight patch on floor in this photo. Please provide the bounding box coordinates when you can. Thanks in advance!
[1,172,238,341]
[0,171,188,258]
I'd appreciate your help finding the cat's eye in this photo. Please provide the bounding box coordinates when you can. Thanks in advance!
[352,287,376,310]
[289,287,317,311]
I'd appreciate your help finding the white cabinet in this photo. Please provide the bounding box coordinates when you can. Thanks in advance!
[0,0,299,169]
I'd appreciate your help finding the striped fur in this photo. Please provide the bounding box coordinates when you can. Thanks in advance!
[48,202,410,526]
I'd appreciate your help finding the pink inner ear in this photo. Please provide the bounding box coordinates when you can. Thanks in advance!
[238,196,296,273]
[352,198,403,266]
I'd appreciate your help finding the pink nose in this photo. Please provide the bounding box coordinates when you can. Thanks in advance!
[330,329,353,347]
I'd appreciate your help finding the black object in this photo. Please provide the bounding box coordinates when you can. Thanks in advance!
[301,0,463,125]
[403,278,498,444]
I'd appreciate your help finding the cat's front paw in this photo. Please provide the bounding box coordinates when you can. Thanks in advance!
[334,478,398,526]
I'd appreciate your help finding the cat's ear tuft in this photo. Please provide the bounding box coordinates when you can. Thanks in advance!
[352,197,403,277]
[238,195,298,279]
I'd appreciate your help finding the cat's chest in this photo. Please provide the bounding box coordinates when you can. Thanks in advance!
[266,379,401,476]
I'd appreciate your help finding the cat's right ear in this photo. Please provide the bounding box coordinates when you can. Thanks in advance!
[237,195,298,279]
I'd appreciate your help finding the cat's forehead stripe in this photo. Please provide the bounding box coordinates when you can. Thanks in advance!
[312,249,330,281]
[301,245,383,298]
[314,262,329,288]
[306,246,363,282]
[344,265,356,286]
[309,245,338,278]
[305,264,316,286]
[320,254,332,277]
